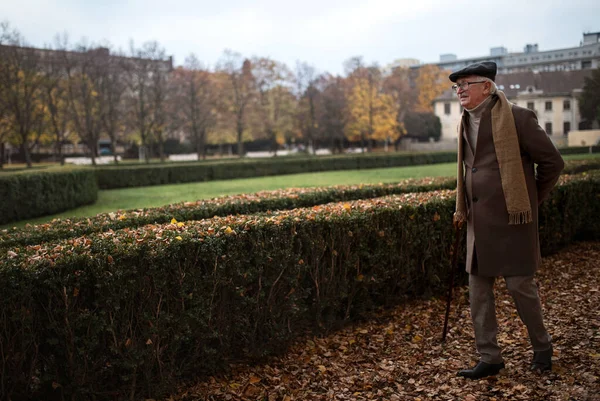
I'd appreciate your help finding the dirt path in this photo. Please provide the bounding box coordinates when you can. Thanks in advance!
[171,241,600,401]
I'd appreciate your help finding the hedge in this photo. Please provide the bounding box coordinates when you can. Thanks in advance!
[94,148,598,190]
[0,176,456,249]
[2,158,599,250]
[0,167,98,225]
[94,151,459,189]
[1,171,598,400]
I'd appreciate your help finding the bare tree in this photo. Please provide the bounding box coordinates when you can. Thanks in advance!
[318,74,349,153]
[217,50,255,157]
[60,41,106,165]
[171,54,216,160]
[147,43,170,162]
[123,41,171,162]
[253,57,295,155]
[98,47,127,164]
[295,61,321,154]
[40,34,72,165]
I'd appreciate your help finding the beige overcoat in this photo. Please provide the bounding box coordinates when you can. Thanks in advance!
[459,95,564,277]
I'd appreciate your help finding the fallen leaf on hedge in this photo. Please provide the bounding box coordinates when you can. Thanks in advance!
[249,375,261,384]
[171,218,178,224]
[175,236,183,241]
[146,339,153,345]
[7,250,17,258]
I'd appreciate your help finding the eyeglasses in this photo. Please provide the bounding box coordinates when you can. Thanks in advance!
[451,81,486,92]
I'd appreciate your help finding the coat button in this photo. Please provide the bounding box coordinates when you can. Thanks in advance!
[472,197,479,203]
[472,167,478,173]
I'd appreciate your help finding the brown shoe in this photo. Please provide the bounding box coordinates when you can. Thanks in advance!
[458,361,505,379]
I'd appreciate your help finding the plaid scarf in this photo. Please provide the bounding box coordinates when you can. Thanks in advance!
[454,91,532,226]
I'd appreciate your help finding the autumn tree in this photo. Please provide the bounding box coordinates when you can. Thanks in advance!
[171,54,216,160]
[579,66,600,129]
[61,42,104,165]
[252,57,295,154]
[346,63,398,152]
[41,35,73,165]
[217,50,255,157]
[414,64,448,113]
[0,23,47,167]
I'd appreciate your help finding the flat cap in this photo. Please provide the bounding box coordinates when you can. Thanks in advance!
[449,61,497,82]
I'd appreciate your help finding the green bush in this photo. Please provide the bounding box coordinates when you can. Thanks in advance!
[0,177,456,249]
[1,171,598,400]
[558,145,600,155]
[95,151,459,189]
[4,158,600,249]
[0,167,98,225]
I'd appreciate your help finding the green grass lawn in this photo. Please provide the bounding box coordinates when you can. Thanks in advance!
[4,153,599,228]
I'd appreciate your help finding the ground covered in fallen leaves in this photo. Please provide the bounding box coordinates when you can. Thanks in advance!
[170,241,600,401]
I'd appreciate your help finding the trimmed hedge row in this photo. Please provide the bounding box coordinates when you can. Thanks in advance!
[94,151,459,189]
[0,167,98,225]
[0,177,456,249]
[95,148,598,189]
[557,145,600,155]
[1,171,599,400]
[3,158,599,250]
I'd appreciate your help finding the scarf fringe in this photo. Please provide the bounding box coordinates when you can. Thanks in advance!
[508,210,532,225]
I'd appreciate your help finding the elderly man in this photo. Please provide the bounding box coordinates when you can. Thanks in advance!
[450,62,564,379]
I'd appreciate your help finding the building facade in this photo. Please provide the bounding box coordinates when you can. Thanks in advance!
[420,32,600,74]
[433,70,593,148]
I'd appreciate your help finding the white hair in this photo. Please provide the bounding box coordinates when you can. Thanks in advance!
[474,76,498,94]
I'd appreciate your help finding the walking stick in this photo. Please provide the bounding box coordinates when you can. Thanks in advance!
[442,223,462,342]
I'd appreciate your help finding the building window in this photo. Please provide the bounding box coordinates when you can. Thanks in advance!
[545,122,552,135]
[563,121,571,135]
[527,102,535,110]
[563,100,571,111]
[545,101,552,111]
[582,60,592,69]
[444,103,451,115]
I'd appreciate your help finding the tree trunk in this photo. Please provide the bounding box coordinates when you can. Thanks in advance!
[0,142,4,169]
[158,132,165,163]
[55,140,65,166]
[111,137,119,164]
[198,128,206,161]
[237,123,244,157]
[21,142,32,168]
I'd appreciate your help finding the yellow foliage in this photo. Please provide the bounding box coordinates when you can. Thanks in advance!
[414,65,450,113]
[346,77,399,143]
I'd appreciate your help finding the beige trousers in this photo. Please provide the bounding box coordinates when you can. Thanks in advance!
[469,274,552,364]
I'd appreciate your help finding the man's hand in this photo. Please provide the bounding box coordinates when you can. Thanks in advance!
[453,213,465,230]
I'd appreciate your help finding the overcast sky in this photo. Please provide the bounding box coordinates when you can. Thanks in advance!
[1,0,599,75]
